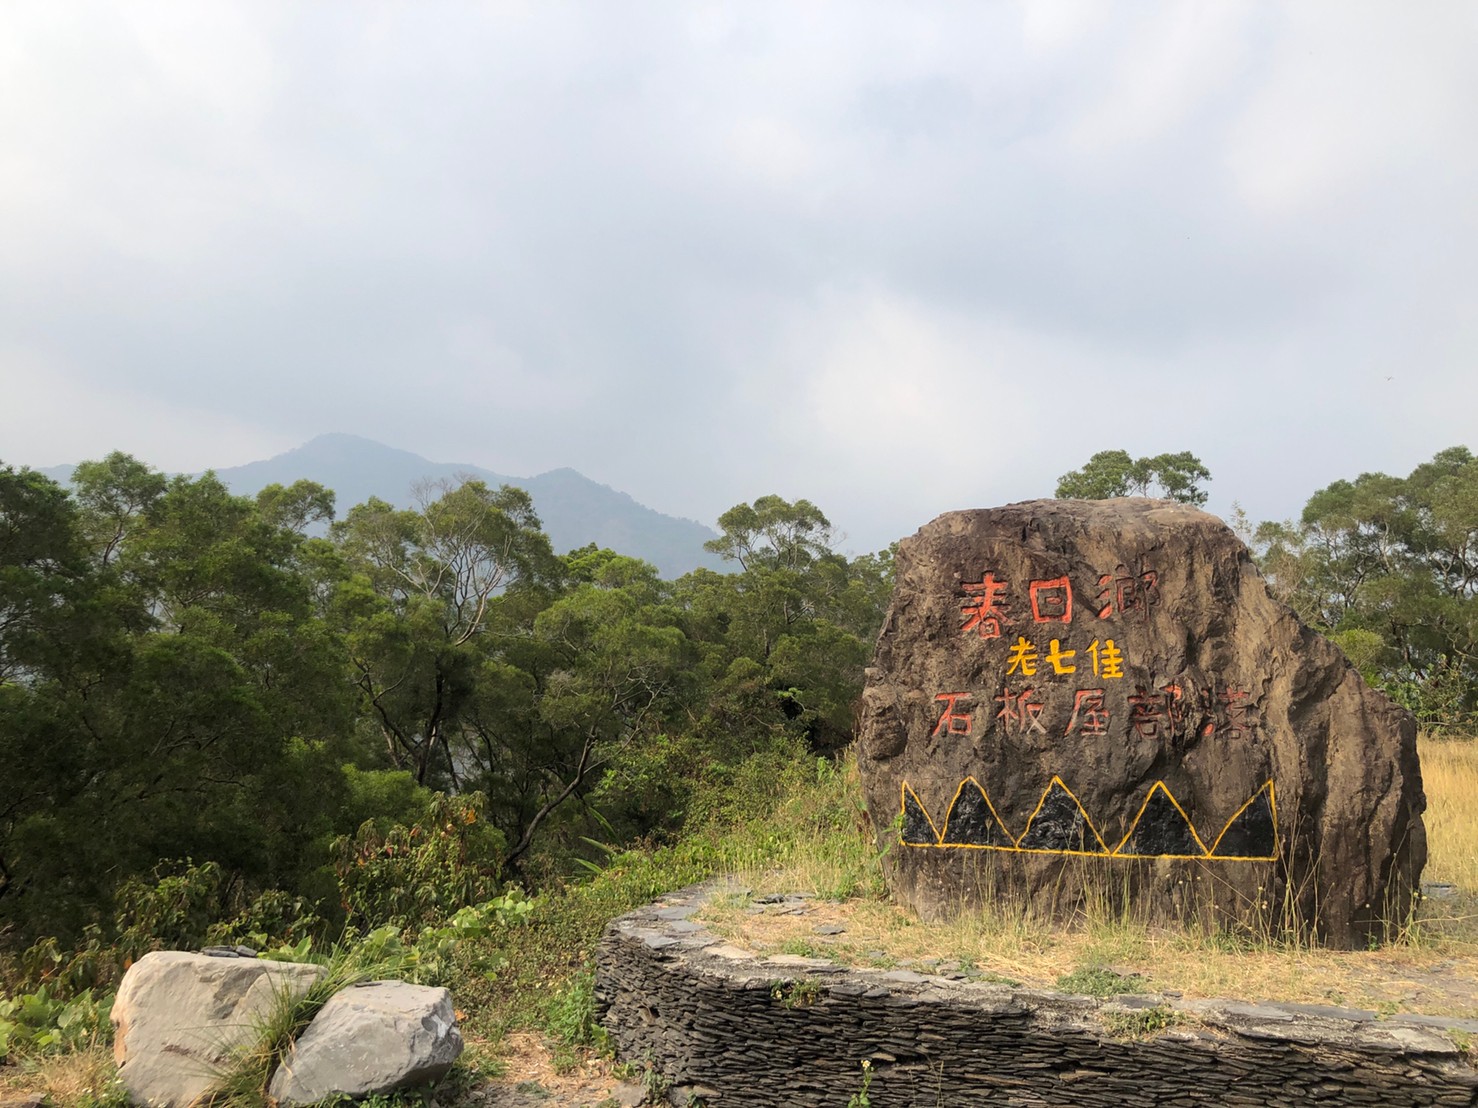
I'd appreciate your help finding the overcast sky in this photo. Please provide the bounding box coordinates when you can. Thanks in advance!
[3,2,1475,554]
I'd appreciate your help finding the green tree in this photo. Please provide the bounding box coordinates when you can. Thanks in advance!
[331,479,558,786]
[509,549,691,863]
[70,451,168,567]
[0,460,357,942]
[1055,450,1211,506]
[682,496,891,753]
[1252,446,1478,730]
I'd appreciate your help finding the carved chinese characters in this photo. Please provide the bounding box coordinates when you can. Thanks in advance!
[858,500,1426,948]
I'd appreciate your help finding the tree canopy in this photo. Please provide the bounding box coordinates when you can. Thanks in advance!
[1252,446,1478,731]
[1055,450,1211,505]
[0,462,896,948]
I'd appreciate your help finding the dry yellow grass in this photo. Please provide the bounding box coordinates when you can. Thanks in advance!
[700,736,1478,1017]
[1419,735,1478,888]
[0,1043,119,1106]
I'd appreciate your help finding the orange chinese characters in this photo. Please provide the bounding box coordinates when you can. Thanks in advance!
[1045,639,1076,675]
[1006,636,1039,676]
[1029,576,1073,623]
[995,686,1046,734]
[1086,639,1125,679]
[932,692,974,737]
[960,572,1011,639]
[1064,689,1109,736]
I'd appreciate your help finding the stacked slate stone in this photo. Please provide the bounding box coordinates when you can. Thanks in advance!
[595,884,1478,1108]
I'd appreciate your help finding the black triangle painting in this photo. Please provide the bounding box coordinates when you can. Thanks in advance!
[1115,782,1208,858]
[1209,782,1278,860]
[1016,778,1108,854]
[940,778,1013,847]
[900,783,940,846]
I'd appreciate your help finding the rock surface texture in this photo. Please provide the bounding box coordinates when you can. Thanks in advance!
[268,980,463,1105]
[111,950,323,1108]
[596,884,1478,1108]
[857,499,1425,947]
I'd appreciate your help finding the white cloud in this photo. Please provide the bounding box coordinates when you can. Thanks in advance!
[1225,5,1478,214]
[0,2,1474,551]
[1062,6,1253,155]
[0,345,292,472]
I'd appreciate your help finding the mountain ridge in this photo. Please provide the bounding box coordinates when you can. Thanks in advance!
[36,433,729,579]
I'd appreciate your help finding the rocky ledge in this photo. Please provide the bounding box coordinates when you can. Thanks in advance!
[595,883,1478,1107]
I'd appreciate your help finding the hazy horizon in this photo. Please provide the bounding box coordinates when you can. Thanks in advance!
[4,3,1475,552]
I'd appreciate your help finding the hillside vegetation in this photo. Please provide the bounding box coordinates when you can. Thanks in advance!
[1,445,1476,1104]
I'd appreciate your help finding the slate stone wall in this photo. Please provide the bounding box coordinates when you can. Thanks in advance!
[595,884,1478,1107]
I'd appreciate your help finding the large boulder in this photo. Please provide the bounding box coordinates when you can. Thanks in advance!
[112,950,324,1108]
[857,499,1426,948]
[267,980,462,1105]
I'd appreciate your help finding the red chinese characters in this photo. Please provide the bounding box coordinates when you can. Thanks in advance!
[995,686,1047,734]
[1127,685,1168,740]
[959,565,1162,644]
[960,573,1010,639]
[932,692,974,737]
[1029,576,1073,623]
[1199,685,1258,739]
[1064,689,1109,736]
[1096,564,1160,622]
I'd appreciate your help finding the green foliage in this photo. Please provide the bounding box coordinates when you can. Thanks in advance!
[1,457,894,1015]
[206,888,324,955]
[769,977,823,1008]
[544,968,607,1074]
[332,793,506,933]
[107,860,322,968]
[331,480,558,787]
[1055,450,1211,505]
[845,1059,875,1108]
[113,860,231,960]
[410,891,533,987]
[1056,966,1148,997]
[0,986,113,1060]
[1100,1005,1179,1038]
[0,459,357,947]
[685,495,891,756]
[1253,446,1478,730]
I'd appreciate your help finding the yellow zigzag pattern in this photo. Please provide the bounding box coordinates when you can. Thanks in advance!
[899,776,1278,862]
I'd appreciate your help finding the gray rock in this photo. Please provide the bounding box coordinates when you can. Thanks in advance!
[268,980,463,1104]
[857,499,1425,948]
[112,950,324,1108]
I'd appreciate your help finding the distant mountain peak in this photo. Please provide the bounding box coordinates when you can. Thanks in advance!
[214,435,726,579]
[33,435,728,578]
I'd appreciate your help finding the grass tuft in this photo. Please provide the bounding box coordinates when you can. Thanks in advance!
[202,930,416,1108]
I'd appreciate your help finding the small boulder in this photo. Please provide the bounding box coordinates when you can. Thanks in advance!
[112,950,324,1108]
[268,980,463,1105]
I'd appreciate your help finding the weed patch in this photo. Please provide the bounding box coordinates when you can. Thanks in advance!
[1100,1006,1181,1038]
[1057,967,1149,998]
